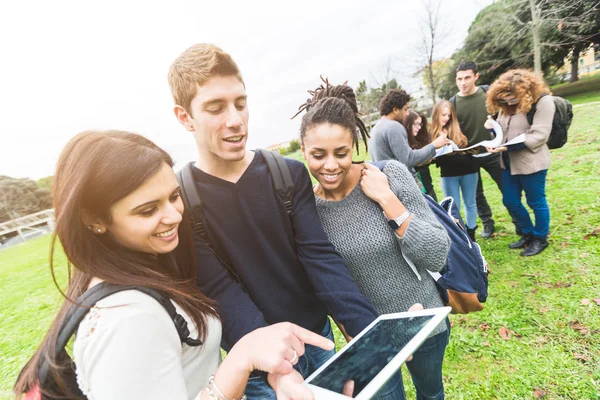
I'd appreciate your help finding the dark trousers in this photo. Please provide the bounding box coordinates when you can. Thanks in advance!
[472,153,502,226]
[473,154,521,233]
[405,318,451,400]
[416,164,438,202]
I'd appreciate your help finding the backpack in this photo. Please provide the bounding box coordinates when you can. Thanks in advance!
[373,161,489,314]
[175,149,294,290]
[24,283,201,400]
[526,94,572,150]
[425,195,489,314]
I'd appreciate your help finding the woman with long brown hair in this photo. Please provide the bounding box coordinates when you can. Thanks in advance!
[431,100,479,241]
[403,110,438,201]
[14,131,332,400]
[485,69,554,256]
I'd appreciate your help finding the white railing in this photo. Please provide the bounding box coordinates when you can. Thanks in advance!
[0,209,55,240]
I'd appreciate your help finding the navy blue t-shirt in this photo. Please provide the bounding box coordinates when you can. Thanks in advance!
[191,151,378,350]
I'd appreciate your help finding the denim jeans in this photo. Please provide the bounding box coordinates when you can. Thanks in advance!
[371,369,406,400]
[405,318,451,400]
[244,320,336,400]
[474,154,521,233]
[501,167,550,240]
[441,173,478,229]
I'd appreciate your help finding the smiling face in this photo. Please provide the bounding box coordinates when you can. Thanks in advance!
[301,123,354,194]
[179,75,249,163]
[411,116,423,136]
[439,107,451,127]
[106,163,184,255]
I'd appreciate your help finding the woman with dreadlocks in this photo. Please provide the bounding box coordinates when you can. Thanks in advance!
[293,78,451,400]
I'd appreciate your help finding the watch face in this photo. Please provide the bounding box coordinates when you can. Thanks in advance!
[387,219,399,230]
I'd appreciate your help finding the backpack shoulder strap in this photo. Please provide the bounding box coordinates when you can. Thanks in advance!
[39,283,202,392]
[176,162,204,229]
[479,85,490,93]
[449,95,456,107]
[526,93,549,125]
[56,283,202,352]
[257,149,294,217]
[176,163,247,292]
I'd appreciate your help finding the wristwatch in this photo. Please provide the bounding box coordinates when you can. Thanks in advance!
[386,210,410,230]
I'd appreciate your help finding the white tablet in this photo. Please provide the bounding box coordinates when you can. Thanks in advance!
[305,307,452,399]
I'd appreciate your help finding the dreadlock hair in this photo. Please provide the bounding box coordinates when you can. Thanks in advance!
[292,76,370,154]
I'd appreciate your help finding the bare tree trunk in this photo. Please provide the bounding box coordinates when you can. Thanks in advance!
[570,45,581,82]
[528,0,542,76]
[422,0,443,106]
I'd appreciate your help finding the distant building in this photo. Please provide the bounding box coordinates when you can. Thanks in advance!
[411,83,434,112]
[558,44,600,80]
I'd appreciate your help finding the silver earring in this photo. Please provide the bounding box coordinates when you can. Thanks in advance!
[95,228,102,234]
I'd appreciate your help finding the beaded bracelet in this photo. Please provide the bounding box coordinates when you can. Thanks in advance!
[208,375,247,400]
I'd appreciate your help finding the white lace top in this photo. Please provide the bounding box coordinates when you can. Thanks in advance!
[73,290,221,400]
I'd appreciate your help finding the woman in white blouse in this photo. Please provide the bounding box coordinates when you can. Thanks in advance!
[15,131,332,400]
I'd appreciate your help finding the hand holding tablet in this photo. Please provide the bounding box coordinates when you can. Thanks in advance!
[304,306,451,399]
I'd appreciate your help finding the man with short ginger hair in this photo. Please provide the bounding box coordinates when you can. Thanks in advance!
[168,43,378,400]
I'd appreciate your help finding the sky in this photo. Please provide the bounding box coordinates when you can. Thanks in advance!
[0,0,493,180]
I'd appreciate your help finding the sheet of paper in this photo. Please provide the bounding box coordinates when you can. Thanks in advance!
[504,133,527,146]
[454,120,504,152]
[434,142,460,158]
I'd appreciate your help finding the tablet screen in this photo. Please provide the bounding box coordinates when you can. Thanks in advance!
[307,315,434,398]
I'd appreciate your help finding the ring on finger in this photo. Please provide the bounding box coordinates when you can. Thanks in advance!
[290,350,298,364]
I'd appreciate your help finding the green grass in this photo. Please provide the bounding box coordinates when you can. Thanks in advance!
[0,236,69,399]
[551,73,600,98]
[564,91,600,106]
[1,102,599,399]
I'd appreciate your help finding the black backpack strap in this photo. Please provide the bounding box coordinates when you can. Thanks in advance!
[176,163,247,292]
[257,149,294,218]
[449,95,456,107]
[39,283,201,394]
[56,283,202,351]
[526,93,549,126]
[479,84,489,93]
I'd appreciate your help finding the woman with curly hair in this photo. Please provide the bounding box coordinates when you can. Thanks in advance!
[403,111,438,201]
[485,69,555,256]
[431,100,479,241]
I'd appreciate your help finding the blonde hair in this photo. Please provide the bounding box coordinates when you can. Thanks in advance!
[486,69,550,115]
[168,43,244,115]
[430,100,468,148]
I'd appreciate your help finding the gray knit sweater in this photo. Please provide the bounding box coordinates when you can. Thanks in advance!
[368,119,436,175]
[314,161,451,335]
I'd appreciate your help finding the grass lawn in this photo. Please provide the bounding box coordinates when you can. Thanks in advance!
[1,101,599,399]
[565,91,600,106]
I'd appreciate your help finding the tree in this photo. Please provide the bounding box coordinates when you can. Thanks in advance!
[549,0,600,81]
[463,0,598,79]
[37,176,53,190]
[0,176,52,223]
[416,0,450,105]
[355,79,400,115]
[422,58,453,101]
